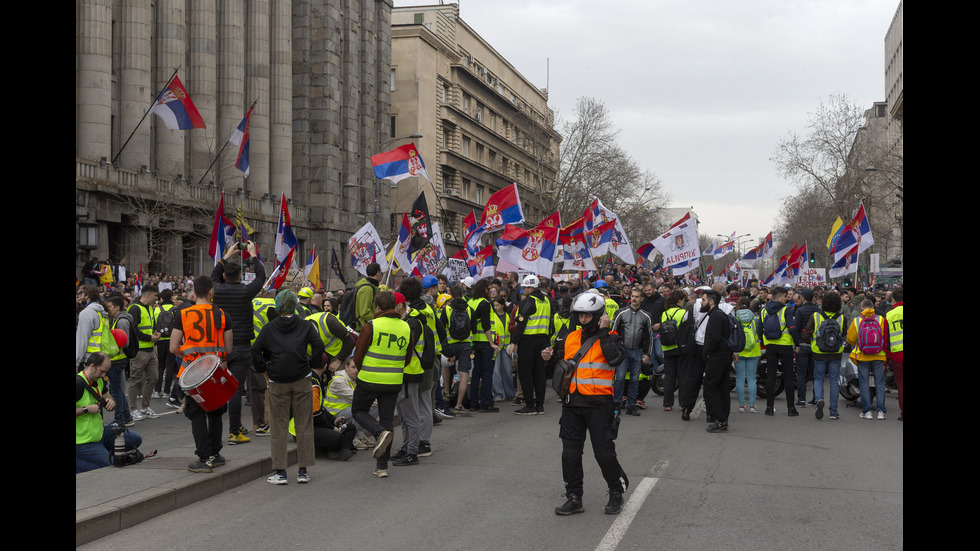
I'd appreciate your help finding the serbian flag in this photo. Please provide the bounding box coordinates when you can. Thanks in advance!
[536,212,562,231]
[151,75,206,130]
[740,232,773,267]
[559,216,585,245]
[371,143,430,184]
[583,197,617,232]
[265,247,295,291]
[712,241,734,260]
[208,195,236,264]
[833,203,875,263]
[480,183,525,233]
[670,257,699,276]
[463,210,485,258]
[496,223,558,277]
[392,213,415,273]
[275,193,298,265]
[585,218,617,257]
[706,265,714,281]
[787,242,808,276]
[228,107,253,177]
[468,245,495,279]
[562,235,597,272]
[636,242,657,264]
[829,246,858,279]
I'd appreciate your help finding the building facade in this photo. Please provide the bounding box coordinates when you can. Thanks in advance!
[76,0,393,286]
[389,3,560,255]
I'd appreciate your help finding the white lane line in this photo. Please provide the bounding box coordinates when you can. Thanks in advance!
[594,460,668,551]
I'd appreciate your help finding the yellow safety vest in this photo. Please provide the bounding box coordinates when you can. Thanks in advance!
[660,307,686,352]
[134,303,156,350]
[306,311,345,357]
[525,295,551,336]
[468,297,491,342]
[886,305,903,353]
[762,306,793,346]
[357,316,410,386]
[809,311,845,354]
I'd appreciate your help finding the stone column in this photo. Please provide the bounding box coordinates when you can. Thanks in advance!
[154,0,186,179]
[246,0,270,197]
[76,0,113,162]
[188,0,217,181]
[117,0,152,169]
[269,0,292,199]
[217,0,245,191]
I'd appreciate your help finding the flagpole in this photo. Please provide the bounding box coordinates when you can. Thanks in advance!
[197,98,259,186]
[112,66,181,166]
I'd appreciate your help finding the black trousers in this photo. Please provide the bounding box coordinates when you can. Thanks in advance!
[351,387,398,465]
[559,406,629,497]
[703,352,732,422]
[517,335,549,407]
[185,400,226,461]
[765,344,796,409]
[661,352,679,407]
[678,346,706,410]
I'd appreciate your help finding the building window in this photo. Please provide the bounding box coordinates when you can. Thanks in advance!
[475,143,484,164]
[390,116,396,139]
[476,186,483,204]
[476,102,483,122]
[390,68,396,91]
[462,178,471,200]
[462,136,470,157]
[488,150,496,171]
[442,127,452,148]
[462,93,471,115]
[414,12,424,24]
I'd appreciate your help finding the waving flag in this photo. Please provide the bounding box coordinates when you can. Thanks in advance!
[265,247,295,291]
[706,265,714,281]
[583,197,617,232]
[585,219,617,257]
[412,221,448,277]
[832,203,875,262]
[468,245,495,279]
[740,232,773,267]
[562,234,597,272]
[829,247,858,279]
[304,246,320,288]
[408,192,433,255]
[151,75,206,130]
[348,222,388,276]
[636,242,657,265]
[787,242,808,276]
[496,223,558,277]
[826,216,845,251]
[651,213,699,268]
[274,193,298,266]
[712,241,734,260]
[228,107,253,177]
[537,212,562,231]
[559,216,585,245]
[670,257,699,276]
[393,213,415,274]
[480,183,525,233]
[208,195,236,264]
[371,142,430,183]
[330,247,346,286]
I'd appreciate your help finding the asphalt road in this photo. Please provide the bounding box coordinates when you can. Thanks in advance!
[79,386,903,551]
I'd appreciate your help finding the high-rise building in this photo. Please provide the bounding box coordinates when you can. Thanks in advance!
[388,3,560,255]
[75,0,393,285]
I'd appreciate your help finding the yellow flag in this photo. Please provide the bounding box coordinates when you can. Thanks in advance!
[826,216,844,250]
[307,256,320,289]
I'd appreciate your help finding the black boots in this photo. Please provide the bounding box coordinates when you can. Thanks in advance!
[604,491,624,514]
[555,494,584,516]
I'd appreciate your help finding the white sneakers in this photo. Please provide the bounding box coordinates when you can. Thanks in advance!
[876,411,886,420]
[860,411,887,420]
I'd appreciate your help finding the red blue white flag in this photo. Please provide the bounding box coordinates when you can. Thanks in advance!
[228,107,252,177]
[480,183,525,233]
[468,245,495,279]
[208,195,236,264]
[832,203,875,263]
[712,241,734,260]
[151,75,206,130]
[371,143,430,184]
[274,193,298,265]
[496,223,558,277]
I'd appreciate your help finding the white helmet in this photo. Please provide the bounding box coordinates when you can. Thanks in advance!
[571,292,605,315]
[521,274,540,288]
[461,276,476,288]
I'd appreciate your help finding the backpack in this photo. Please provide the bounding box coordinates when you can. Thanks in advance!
[339,282,373,328]
[447,304,472,341]
[814,313,843,353]
[856,315,884,355]
[742,317,759,351]
[154,305,174,338]
[677,306,700,357]
[660,309,682,346]
[724,312,746,353]
[114,313,140,359]
[762,306,785,340]
[408,312,436,371]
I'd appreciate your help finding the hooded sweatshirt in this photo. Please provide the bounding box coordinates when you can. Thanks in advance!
[252,314,324,383]
[76,302,108,365]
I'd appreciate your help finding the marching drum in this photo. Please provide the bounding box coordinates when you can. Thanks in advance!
[179,354,239,411]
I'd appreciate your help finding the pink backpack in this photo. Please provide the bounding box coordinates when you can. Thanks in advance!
[857,315,884,355]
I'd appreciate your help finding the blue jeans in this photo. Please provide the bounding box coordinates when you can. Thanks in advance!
[76,425,143,473]
[492,349,516,400]
[614,348,643,408]
[734,356,759,406]
[108,360,132,426]
[813,357,841,415]
[857,359,886,414]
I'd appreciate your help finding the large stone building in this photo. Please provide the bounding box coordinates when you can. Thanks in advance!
[388,3,560,255]
[76,0,393,285]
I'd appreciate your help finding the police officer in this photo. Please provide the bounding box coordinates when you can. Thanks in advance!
[511,275,553,415]
[543,292,629,516]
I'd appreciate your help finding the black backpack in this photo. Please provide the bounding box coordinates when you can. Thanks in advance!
[762,306,785,340]
[724,312,746,353]
[154,305,174,338]
[814,313,843,353]
[447,303,472,341]
[114,314,141,359]
[339,282,374,328]
[660,309,682,346]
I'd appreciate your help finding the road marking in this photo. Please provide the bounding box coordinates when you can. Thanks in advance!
[594,460,668,551]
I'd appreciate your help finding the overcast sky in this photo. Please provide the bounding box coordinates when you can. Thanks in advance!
[394,0,900,249]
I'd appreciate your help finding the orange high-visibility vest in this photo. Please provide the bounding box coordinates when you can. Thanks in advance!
[565,329,616,397]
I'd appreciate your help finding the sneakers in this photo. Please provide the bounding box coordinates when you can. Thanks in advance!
[373,430,393,459]
[373,468,388,478]
[452,406,472,417]
[255,424,270,436]
[795,400,807,408]
[353,435,374,450]
[228,429,251,445]
[555,495,584,516]
[706,421,728,433]
[738,405,747,413]
[536,405,545,415]
[165,398,181,409]
[434,408,455,419]
[512,397,525,406]
[130,409,144,421]
[207,454,226,468]
[636,400,647,410]
[829,413,840,420]
[151,391,162,399]
[391,449,407,461]
[860,411,873,420]
[188,459,212,473]
[124,417,136,427]
[626,406,640,416]
[297,471,311,484]
[267,472,288,485]
[417,441,432,457]
[392,453,420,466]
[788,408,800,417]
[764,407,775,416]
[815,400,825,420]
[140,408,159,418]
[514,405,537,415]
[604,491,624,515]
[876,411,886,420]
[748,406,759,413]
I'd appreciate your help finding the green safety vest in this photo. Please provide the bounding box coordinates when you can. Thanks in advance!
[491,309,510,346]
[76,373,105,445]
[604,298,619,321]
[810,311,845,354]
[468,297,491,342]
[660,307,687,352]
[740,316,762,358]
[404,309,427,376]
[444,303,472,345]
[524,295,551,336]
[357,316,410,386]
[86,311,111,356]
[133,303,156,350]
[552,313,571,347]
[251,298,276,345]
[418,302,442,354]
[306,311,345,357]
[886,305,903,353]
[323,373,354,416]
[762,306,793,346]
